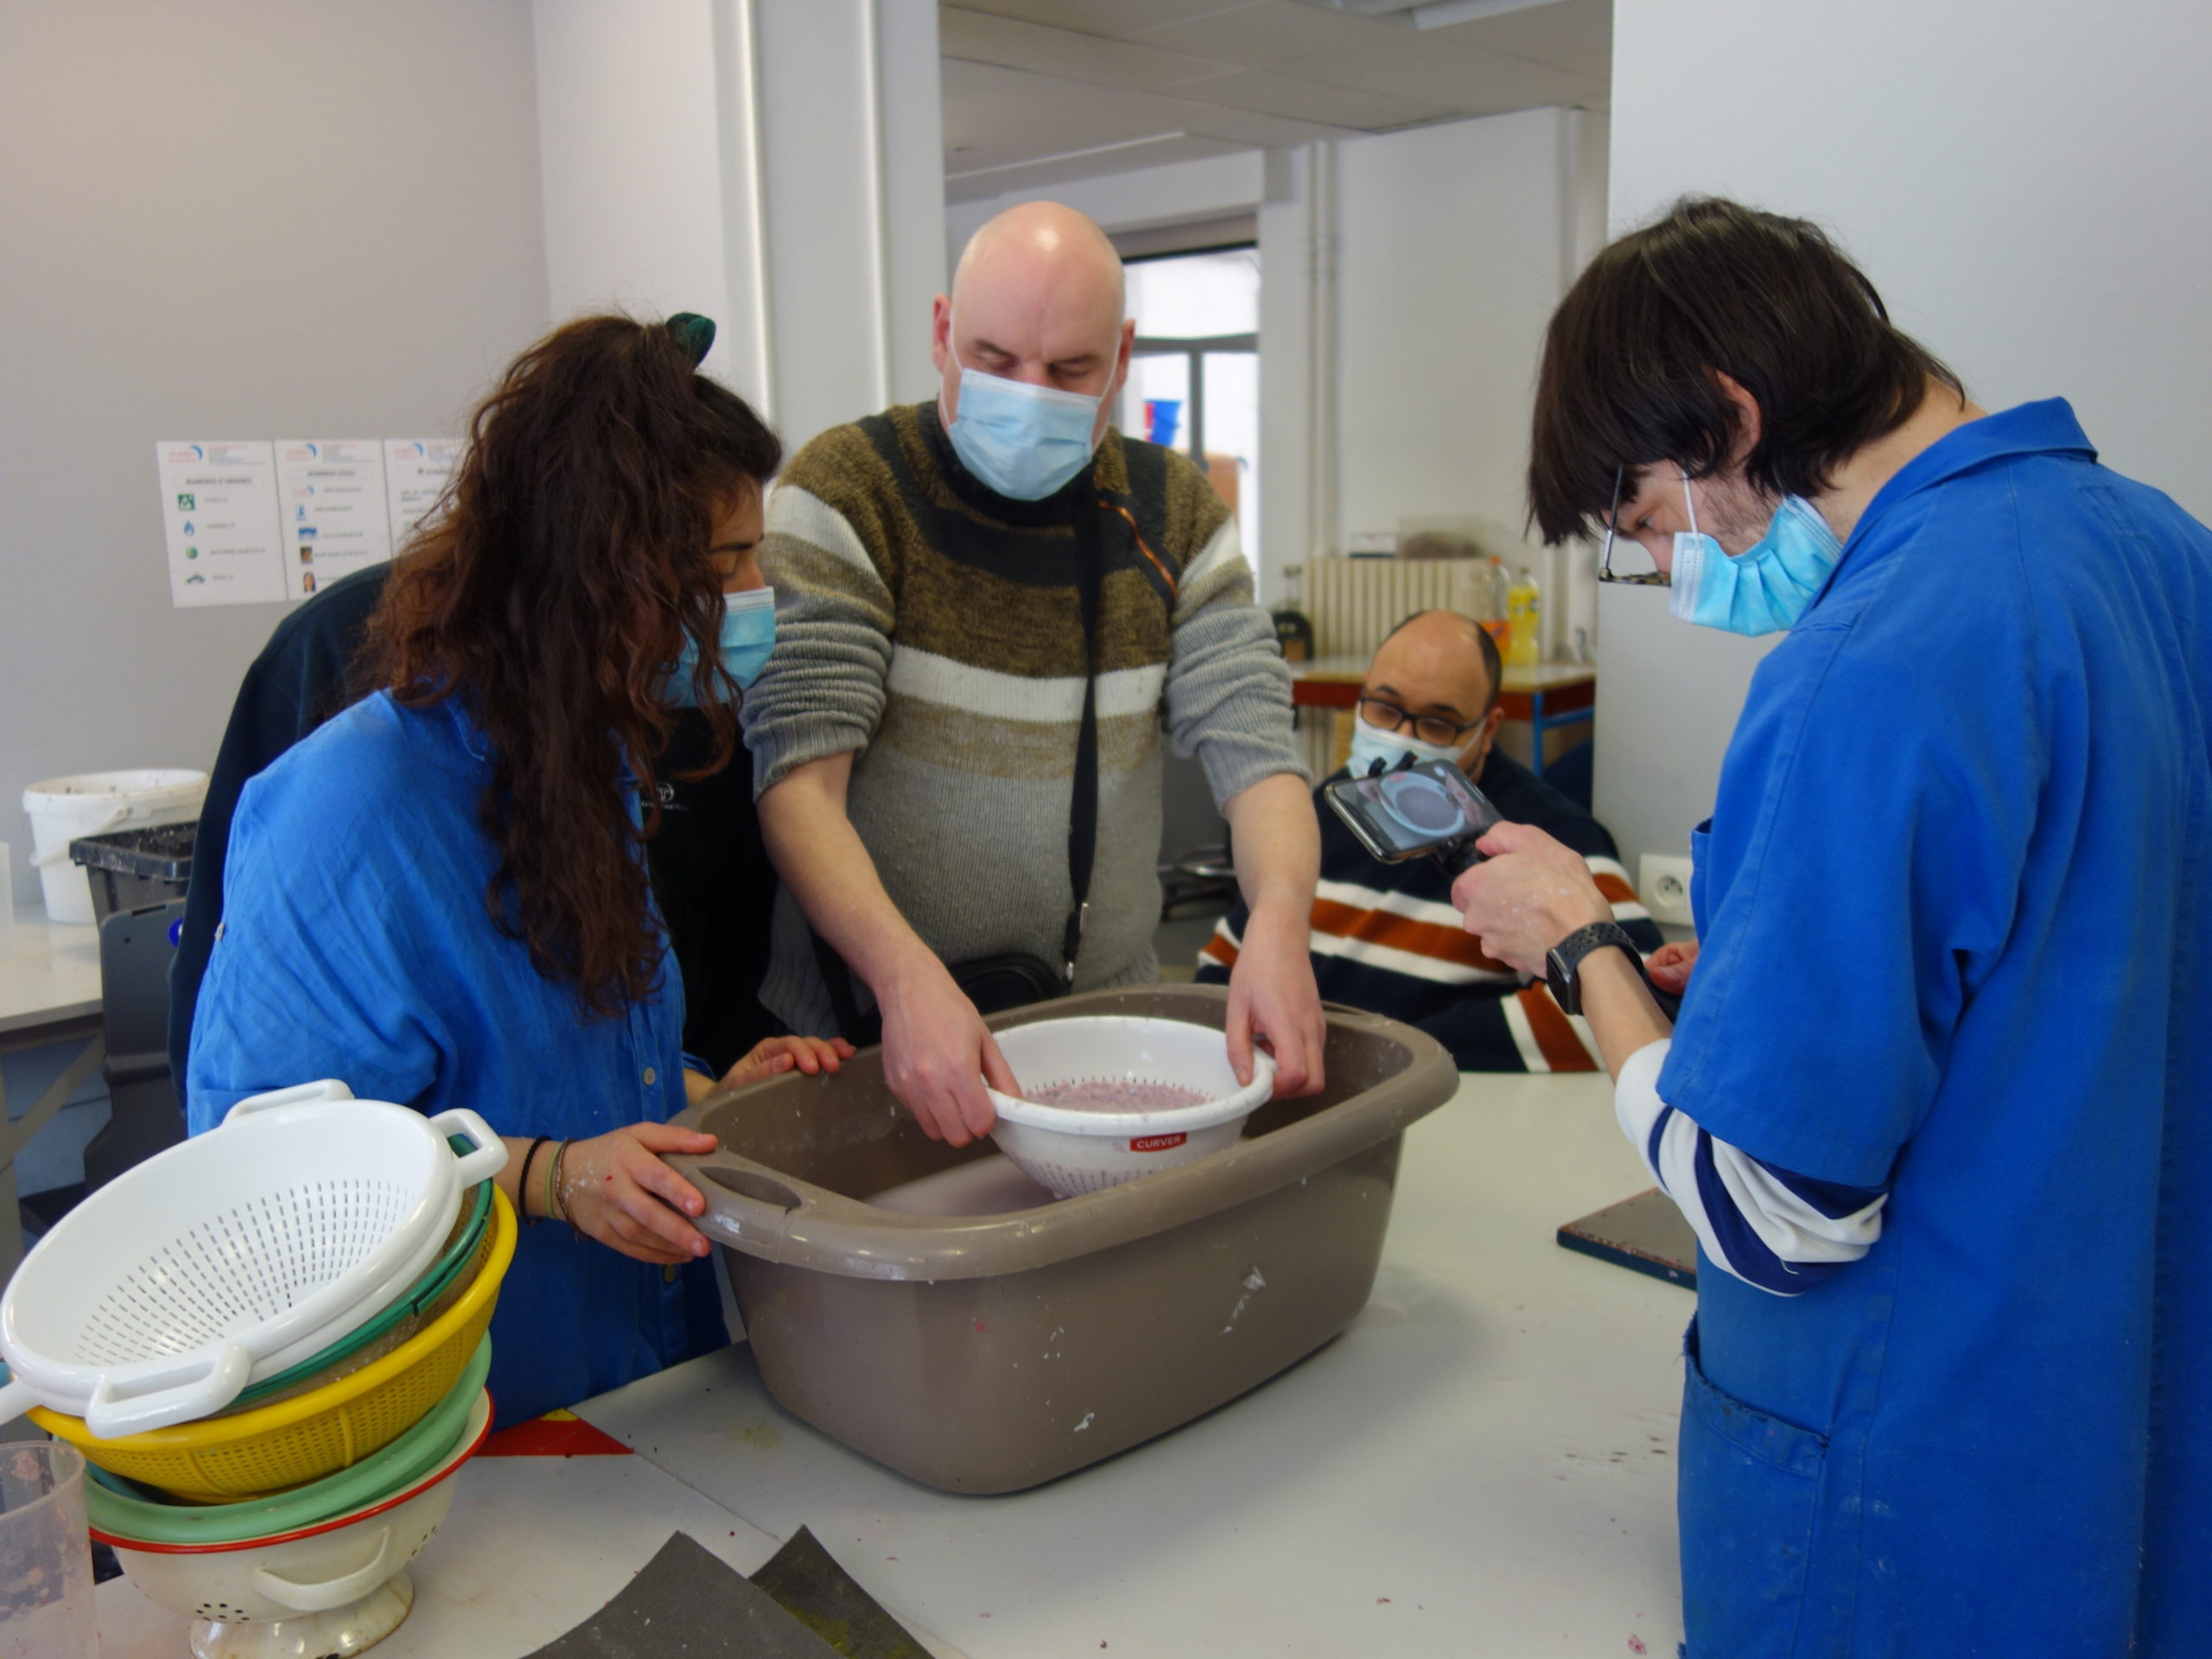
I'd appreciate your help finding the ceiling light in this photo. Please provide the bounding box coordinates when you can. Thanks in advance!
[1408,0,1567,26]
[1281,0,1568,25]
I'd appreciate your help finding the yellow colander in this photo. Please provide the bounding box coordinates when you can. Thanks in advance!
[35,1185,515,1502]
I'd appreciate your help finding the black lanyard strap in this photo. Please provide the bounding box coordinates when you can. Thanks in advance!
[1062,489,1104,984]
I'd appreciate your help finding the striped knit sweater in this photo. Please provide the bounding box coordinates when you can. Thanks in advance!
[1195,750,1662,1071]
[742,402,1304,1036]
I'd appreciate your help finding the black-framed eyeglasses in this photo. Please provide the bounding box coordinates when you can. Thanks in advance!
[1597,465,1670,588]
[1357,696,1484,750]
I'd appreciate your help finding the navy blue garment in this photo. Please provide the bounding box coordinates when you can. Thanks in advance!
[168,565,388,1104]
[186,691,726,1427]
[1197,748,1662,1070]
[1660,402,2212,1656]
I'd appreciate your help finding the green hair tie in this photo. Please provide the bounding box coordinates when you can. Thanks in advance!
[666,312,716,366]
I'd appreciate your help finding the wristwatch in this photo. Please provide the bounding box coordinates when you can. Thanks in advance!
[1545,921,1646,1016]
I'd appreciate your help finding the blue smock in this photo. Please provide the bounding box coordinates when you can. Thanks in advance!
[1662,401,2212,1656]
[188,691,727,1427]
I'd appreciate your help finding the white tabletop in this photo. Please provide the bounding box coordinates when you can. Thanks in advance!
[91,1071,1689,1657]
[582,1070,1688,1657]
[93,1450,795,1658]
[0,906,102,1037]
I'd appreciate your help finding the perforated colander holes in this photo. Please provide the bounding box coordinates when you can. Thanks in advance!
[217,1198,289,1313]
[115,1221,271,1351]
[80,1252,235,1363]
[285,1177,409,1283]
[100,1220,281,1357]
[194,1599,255,1622]
[93,1177,419,1366]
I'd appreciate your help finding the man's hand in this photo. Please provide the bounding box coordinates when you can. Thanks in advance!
[1217,772,1326,1098]
[1226,900,1328,1097]
[1449,821,1615,976]
[876,955,1020,1147]
[556,1122,720,1267]
[1647,939,1700,995]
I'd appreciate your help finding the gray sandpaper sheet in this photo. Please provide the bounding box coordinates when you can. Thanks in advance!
[748,1527,932,1659]
[524,1531,842,1659]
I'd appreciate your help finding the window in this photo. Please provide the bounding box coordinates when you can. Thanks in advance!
[1119,247,1261,581]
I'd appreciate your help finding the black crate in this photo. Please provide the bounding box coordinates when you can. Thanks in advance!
[69,823,196,925]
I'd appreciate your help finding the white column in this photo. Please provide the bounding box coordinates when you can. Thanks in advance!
[1256,143,1336,608]
[534,0,946,446]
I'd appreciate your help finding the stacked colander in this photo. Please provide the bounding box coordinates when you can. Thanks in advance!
[2,1079,514,1657]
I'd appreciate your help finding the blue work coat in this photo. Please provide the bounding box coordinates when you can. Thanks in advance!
[1662,402,2211,1656]
[188,691,727,1427]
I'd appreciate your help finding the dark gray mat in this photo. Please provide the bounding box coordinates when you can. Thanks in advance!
[749,1526,932,1658]
[523,1531,842,1658]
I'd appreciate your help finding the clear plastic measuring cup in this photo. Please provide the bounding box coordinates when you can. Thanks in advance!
[0,1442,96,1658]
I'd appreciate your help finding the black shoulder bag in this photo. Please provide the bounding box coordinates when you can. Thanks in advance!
[811,492,1104,1046]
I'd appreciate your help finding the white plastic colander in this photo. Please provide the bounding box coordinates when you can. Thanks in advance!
[0,1080,503,1438]
[984,1016,1276,1198]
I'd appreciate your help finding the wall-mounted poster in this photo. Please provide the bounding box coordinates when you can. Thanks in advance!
[156,440,285,607]
[275,438,392,596]
[384,437,463,548]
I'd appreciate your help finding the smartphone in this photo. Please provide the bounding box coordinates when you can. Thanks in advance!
[1323,760,1503,865]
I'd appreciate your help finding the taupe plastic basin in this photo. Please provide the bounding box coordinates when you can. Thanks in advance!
[669,986,1457,1494]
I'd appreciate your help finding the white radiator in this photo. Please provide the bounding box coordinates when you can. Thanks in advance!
[1287,556,1499,660]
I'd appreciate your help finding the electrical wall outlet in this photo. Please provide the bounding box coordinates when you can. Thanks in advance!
[1639,854,1695,926]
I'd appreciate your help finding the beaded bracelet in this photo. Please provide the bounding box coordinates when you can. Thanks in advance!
[517,1135,552,1227]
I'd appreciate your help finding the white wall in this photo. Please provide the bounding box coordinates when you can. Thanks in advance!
[0,0,551,910]
[754,0,947,442]
[533,2,735,376]
[1333,106,1607,650]
[1595,0,2212,878]
[1255,145,1326,604]
[535,0,946,451]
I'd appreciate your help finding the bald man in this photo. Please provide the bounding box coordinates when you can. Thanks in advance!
[744,201,1324,1145]
[1198,611,1661,1071]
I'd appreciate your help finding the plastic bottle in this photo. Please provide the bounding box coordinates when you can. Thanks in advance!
[1506,564,1541,667]
[1485,556,1510,621]
[1479,556,1514,654]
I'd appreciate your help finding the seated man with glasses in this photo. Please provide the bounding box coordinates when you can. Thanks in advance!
[1196,610,1659,1071]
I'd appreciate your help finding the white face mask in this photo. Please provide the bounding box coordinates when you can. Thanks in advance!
[1348,719,1466,777]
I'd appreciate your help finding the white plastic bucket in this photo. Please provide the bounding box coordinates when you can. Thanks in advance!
[22,770,207,925]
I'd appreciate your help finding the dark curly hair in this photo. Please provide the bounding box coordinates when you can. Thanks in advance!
[362,315,781,1016]
[1528,197,1961,545]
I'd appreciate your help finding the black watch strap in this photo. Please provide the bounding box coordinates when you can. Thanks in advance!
[1546,921,1645,1017]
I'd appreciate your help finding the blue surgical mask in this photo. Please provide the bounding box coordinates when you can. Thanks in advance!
[1668,474,1842,637]
[665,587,775,704]
[1348,719,1466,778]
[943,335,1105,502]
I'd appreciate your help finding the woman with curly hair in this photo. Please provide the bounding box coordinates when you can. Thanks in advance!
[188,314,848,1423]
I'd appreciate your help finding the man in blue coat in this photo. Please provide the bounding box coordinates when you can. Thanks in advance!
[1452,197,2211,1656]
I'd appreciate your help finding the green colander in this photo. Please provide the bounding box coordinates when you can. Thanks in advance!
[83,1335,491,1545]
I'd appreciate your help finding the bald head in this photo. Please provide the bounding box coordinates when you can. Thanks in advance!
[954,201,1124,317]
[934,202,1135,434]
[1361,611,1505,775]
